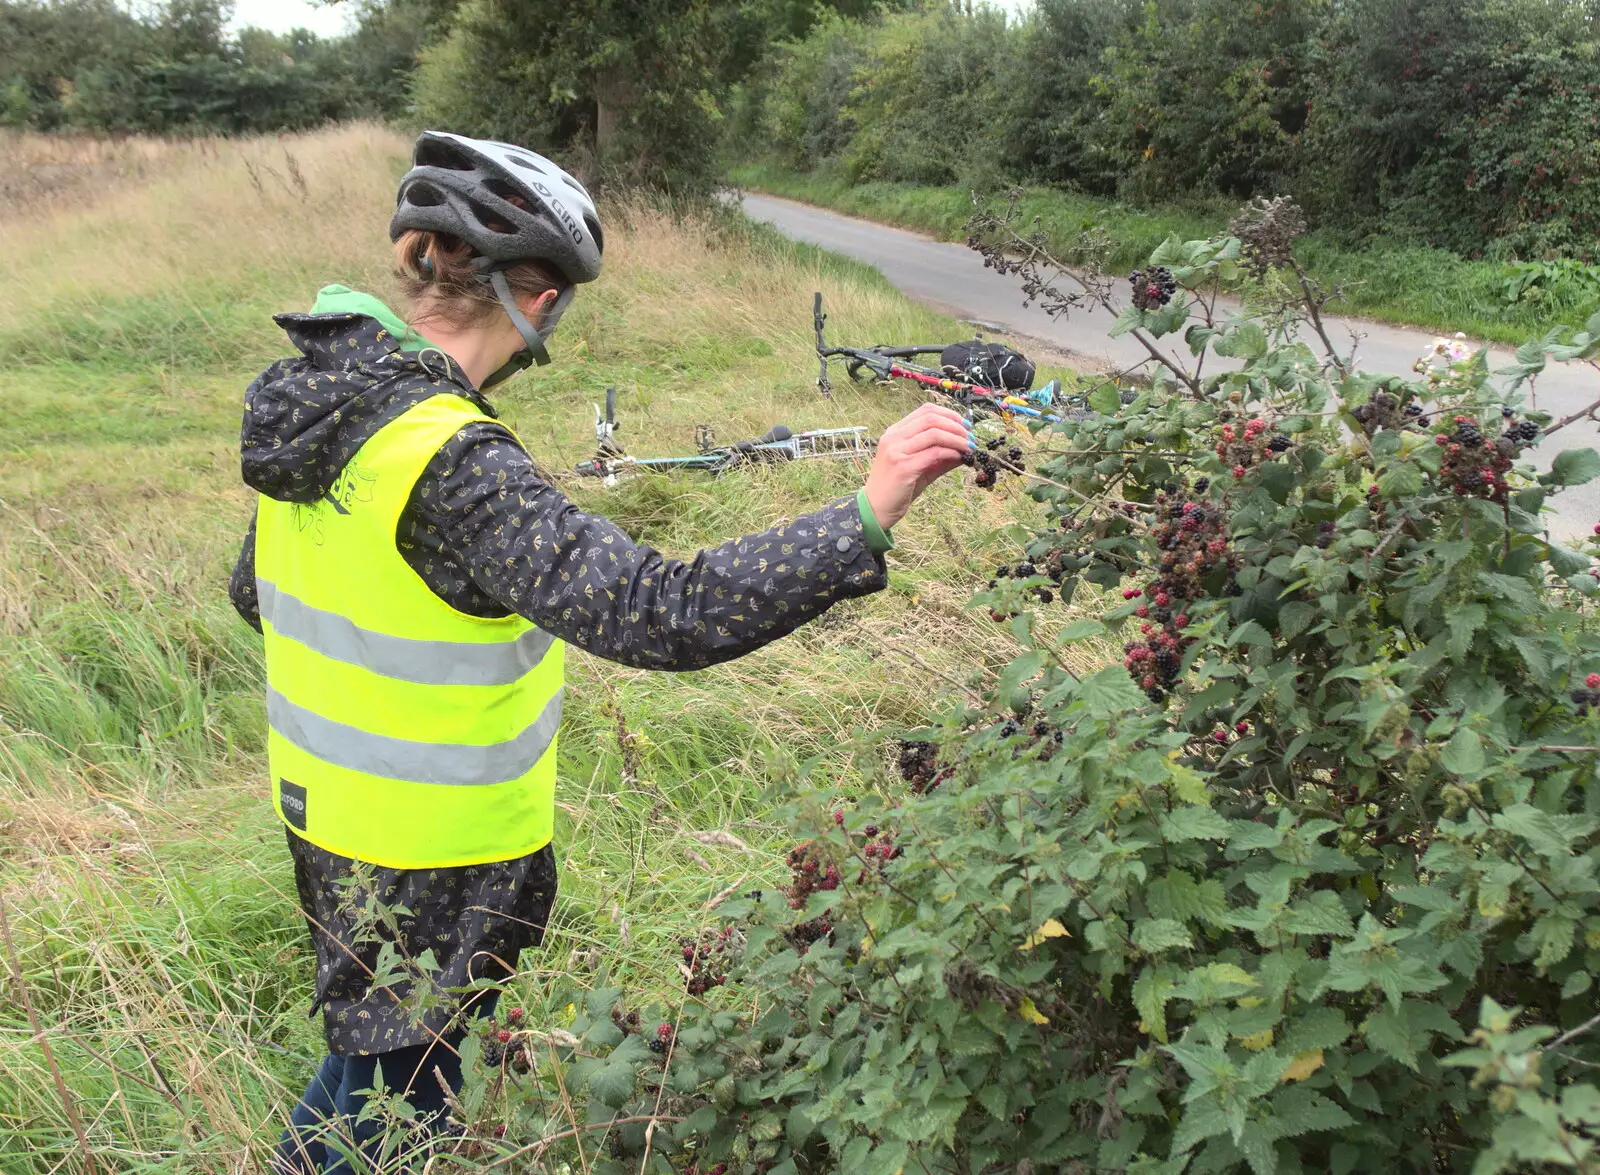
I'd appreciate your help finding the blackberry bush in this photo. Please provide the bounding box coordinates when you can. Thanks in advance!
[456,203,1600,1175]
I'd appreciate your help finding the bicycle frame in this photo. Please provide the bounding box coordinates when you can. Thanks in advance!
[573,387,876,485]
[812,292,1067,424]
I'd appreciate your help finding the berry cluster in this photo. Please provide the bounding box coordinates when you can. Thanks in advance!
[1214,415,1291,480]
[478,1012,531,1073]
[1129,266,1177,311]
[986,560,1056,621]
[680,927,734,996]
[1122,493,1235,702]
[648,1022,674,1055]
[962,436,1026,490]
[786,840,840,910]
[1435,414,1515,501]
[896,739,947,793]
[1349,389,1415,436]
[1502,408,1540,445]
[787,913,834,954]
[1211,721,1250,745]
[611,1005,643,1035]
[1028,507,1142,596]
[1229,195,1307,278]
[855,822,902,881]
[1572,674,1600,716]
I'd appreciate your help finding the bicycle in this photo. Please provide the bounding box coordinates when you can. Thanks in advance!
[571,387,876,486]
[811,292,1076,424]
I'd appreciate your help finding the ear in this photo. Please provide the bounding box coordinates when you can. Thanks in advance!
[517,288,560,327]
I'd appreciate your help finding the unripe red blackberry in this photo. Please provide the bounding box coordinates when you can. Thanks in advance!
[1587,674,1600,689]
[496,1028,511,1044]
[508,1007,524,1023]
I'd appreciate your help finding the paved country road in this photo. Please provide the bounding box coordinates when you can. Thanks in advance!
[742,191,1600,541]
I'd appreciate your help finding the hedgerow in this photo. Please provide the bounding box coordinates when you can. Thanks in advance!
[446,198,1600,1174]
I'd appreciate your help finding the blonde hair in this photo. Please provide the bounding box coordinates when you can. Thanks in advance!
[392,228,567,327]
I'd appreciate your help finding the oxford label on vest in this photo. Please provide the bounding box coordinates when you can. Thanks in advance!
[279,778,309,831]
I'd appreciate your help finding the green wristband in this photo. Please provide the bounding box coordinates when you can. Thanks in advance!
[856,488,895,555]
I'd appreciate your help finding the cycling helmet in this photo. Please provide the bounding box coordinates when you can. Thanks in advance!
[390,130,604,383]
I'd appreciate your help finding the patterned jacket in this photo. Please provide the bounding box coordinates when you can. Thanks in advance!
[231,295,889,1053]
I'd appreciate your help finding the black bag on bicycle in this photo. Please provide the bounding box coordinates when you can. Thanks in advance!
[940,340,1036,391]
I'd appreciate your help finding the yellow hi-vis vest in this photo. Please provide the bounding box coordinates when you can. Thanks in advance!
[254,393,563,869]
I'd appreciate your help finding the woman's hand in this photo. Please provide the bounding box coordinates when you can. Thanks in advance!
[863,403,975,531]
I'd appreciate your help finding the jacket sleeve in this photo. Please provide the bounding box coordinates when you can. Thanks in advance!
[412,424,889,670]
[229,508,263,633]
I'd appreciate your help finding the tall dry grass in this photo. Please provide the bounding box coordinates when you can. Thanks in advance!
[0,130,207,215]
[0,124,1096,1173]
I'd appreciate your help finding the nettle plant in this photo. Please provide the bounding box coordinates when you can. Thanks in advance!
[448,201,1600,1175]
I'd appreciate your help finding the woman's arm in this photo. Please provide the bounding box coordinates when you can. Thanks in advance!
[229,509,263,633]
[409,424,892,670]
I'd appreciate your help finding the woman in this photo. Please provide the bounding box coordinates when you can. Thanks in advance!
[228,130,972,1173]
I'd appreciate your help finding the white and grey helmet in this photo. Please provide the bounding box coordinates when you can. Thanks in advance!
[390,130,604,380]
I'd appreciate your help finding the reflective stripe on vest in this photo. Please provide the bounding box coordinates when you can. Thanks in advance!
[265,686,564,787]
[257,579,557,687]
[253,393,564,869]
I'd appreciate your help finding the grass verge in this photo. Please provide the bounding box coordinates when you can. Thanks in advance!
[729,159,1600,348]
[0,127,1105,1172]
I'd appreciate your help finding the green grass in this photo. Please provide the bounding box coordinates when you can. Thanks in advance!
[730,160,1600,348]
[0,130,1098,1172]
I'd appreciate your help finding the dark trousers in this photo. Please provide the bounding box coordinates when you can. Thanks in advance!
[274,997,495,1174]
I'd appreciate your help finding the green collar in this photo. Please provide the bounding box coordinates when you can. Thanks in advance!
[311,285,437,353]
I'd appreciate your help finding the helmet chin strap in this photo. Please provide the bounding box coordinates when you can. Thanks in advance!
[478,264,552,390]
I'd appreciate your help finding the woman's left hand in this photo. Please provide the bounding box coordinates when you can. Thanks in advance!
[863,403,975,530]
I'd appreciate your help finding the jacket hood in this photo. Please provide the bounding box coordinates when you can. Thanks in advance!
[240,286,493,503]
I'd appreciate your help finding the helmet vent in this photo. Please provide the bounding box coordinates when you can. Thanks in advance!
[561,174,590,197]
[467,195,517,235]
[416,140,476,171]
[507,155,546,174]
[404,181,445,207]
[483,178,530,206]
[584,214,605,254]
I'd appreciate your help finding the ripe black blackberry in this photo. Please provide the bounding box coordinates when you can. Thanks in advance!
[482,1039,506,1066]
[1129,266,1177,311]
[787,914,835,954]
[648,1038,669,1055]
[1268,434,1292,452]
[897,739,937,786]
